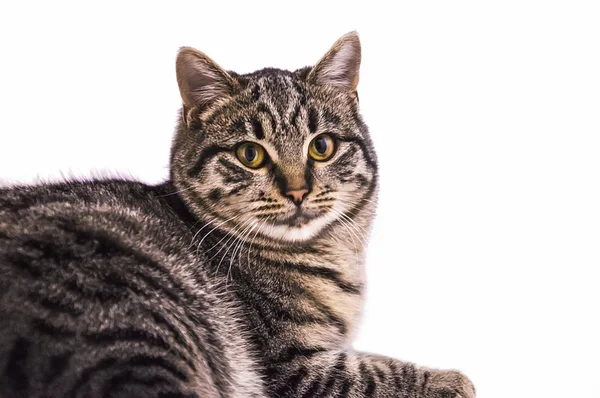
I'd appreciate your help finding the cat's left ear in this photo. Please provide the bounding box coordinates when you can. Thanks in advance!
[307,31,361,93]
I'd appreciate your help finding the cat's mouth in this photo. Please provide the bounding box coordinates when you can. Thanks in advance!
[273,208,319,228]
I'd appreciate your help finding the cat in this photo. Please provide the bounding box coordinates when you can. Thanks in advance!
[0,32,475,398]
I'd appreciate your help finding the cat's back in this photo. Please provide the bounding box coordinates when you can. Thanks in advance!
[0,180,264,398]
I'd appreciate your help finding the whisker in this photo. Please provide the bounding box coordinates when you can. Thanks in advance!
[206,217,252,261]
[330,208,361,269]
[247,220,266,272]
[156,185,197,198]
[226,220,256,286]
[336,209,370,240]
[213,219,252,275]
[334,199,374,237]
[194,215,240,259]
[190,214,237,248]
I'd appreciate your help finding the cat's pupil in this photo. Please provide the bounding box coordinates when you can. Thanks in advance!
[315,138,328,154]
[245,146,257,161]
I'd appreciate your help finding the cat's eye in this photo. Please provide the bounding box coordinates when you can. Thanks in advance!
[235,142,266,169]
[308,134,336,162]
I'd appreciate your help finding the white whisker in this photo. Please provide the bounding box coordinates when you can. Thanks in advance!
[214,218,253,277]
[247,220,266,272]
[226,220,256,286]
[156,185,197,197]
[190,215,237,248]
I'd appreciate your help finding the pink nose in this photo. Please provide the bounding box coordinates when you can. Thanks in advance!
[285,188,309,205]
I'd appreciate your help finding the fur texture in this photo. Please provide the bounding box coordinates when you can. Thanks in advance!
[0,32,475,397]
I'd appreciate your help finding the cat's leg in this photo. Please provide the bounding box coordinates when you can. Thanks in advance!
[266,349,475,398]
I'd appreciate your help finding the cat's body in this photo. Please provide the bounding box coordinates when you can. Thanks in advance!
[0,180,266,397]
[0,33,475,397]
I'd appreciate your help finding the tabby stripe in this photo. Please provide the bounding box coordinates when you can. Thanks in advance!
[360,361,377,395]
[280,261,362,294]
[45,352,73,384]
[321,352,346,396]
[421,370,431,394]
[252,119,265,139]
[274,366,309,397]
[320,374,337,397]
[150,311,197,360]
[338,378,353,398]
[70,357,117,398]
[255,204,283,211]
[27,291,83,317]
[251,84,261,101]
[314,189,334,197]
[337,136,378,171]
[231,283,282,336]
[123,270,229,392]
[101,370,172,398]
[0,194,71,213]
[321,108,341,126]
[303,290,347,335]
[374,363,387,382]
[223,176,247,186]
[227,119,246,136]
[31,318,76,338]
[308,108,319,133]
[83,327,196,373]
[218,157,251,178]
[301,378,322,398]
[355,174,369,187]
[103,270,148,297]
[272,346,328,364]
[4,252,44,277]
[256,104,277,133]
[58,226,228,394]
[55,227,197,304]
[335,145,359,167]
[77,229,197,306]
[389,362,404,393]
[290,104,302,130]
[70,355,188,398]
[129,271,229,394]
[188,146,230,177]
[159,393,198,398]
[312,197,334,204]
[234,269,325,327]
[402,363,418,396]
[292,80,308,106]
[64,278,127,302]
[228,183,252,196]
[3,338,29,394]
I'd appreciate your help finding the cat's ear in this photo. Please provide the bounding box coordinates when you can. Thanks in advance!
[176,47,237,124]
[307,31,361,93]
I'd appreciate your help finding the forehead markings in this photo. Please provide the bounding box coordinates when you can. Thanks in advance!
[251,119,264,139]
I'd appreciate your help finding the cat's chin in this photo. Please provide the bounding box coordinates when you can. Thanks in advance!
[262,212,338,243]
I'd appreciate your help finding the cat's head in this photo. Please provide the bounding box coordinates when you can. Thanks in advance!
[170,32,377,243]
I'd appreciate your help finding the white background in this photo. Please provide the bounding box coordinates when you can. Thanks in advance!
[1,1,599,397]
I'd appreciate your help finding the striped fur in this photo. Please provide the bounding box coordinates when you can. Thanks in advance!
[0,32,475,397]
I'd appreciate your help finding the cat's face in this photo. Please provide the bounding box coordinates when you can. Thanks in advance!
[171,33,377,242]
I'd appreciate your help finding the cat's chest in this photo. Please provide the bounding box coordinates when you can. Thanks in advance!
[301,250,365,341]
[249,245,366,346]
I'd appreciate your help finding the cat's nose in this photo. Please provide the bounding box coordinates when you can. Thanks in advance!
[285,188,309,205]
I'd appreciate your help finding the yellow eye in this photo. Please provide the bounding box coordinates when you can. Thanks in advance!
[235,142,266,169]
[308,134,336,161]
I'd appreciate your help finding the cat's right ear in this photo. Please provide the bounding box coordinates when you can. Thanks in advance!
[176,47,237,126]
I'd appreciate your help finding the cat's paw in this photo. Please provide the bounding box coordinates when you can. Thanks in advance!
[425,369,476,398]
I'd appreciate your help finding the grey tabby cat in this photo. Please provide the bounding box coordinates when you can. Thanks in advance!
[0,32,475,398]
